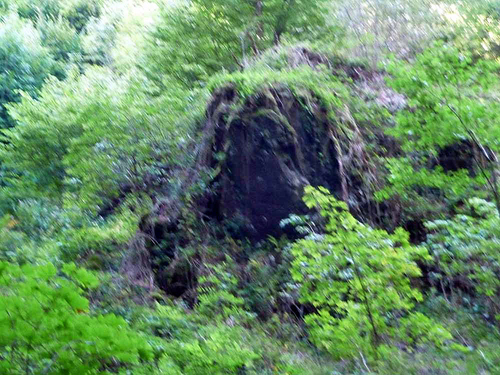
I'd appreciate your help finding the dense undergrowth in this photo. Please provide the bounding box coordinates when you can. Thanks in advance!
[0,0,500,374]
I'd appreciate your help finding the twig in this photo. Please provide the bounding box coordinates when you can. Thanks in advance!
[359,351,372,373]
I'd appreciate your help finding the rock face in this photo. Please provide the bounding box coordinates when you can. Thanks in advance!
[205,89,343,241]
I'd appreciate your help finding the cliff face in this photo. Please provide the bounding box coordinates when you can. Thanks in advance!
[210,97,342,240]
[194,54,397,241]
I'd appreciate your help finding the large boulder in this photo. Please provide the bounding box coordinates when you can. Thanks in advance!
[203,87,345,241]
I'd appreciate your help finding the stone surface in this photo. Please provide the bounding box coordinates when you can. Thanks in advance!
[207,93,341,241]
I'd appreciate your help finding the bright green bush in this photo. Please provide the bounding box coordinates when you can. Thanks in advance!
[164,322,259,375]
[15,0,62,21]
[197,261,253,322]
[39,17,82,66]
[140,303,260,375]
[1,67,188,213]
[13,0,101,32]
[1,2,499,374]
[442,0,500,59]
[0,215,27,262]
[290,186,451,362]
[0,261,153,374]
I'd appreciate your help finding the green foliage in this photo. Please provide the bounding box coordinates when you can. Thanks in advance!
[62,0,101,33]
[337,0,500,65]
[290,186,450,362]
[106,1,159,73]
[15,0,62,21]
[0,210,63,265]
[0,214,28,262]
[425,198,500,320]
[80,3,119,66]
[1,67,189,213]
[13,0,101,32]
[146,0,340,87]
[376,295,500,374]
[387,43,499,151]
[197,261,255,323]
[375,157,475,216]
[141,303,260,375]
[208,59,348,111]
[164,322,258,374]
[57,205,141,262]
[38,17,82,67]
[242,246,294,319]
[1,1,500,374]
[0,14,56,128]
[380,42,500,214]
[0,195,140,268]
[440,0,500,60]
[0,261,152,374]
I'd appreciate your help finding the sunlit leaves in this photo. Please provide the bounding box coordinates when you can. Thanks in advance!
[0,261,152,374]
[1,67,188,213]
[146,0,338,88]
[290,186,448,361]
[381,43,500,211]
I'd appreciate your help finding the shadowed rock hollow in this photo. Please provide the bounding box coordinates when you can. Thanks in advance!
[202,86,346,241]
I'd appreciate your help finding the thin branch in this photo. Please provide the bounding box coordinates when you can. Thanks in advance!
[445,103,500,216]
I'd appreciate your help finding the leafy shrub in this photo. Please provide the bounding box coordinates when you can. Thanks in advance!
[15,0,62,21]
[0,14,56,128]
[146,0,339,88]
[0,215,27,262]
[197,261,254,323]
[164,323,259,375]
[379,42,500,216]
[14,0,101,32]
[140,303,260,375]
[39,17,82,66]
[0,261,152,374]
[2,67,187,214]
[425,198,500,321]
[290,186,451,362]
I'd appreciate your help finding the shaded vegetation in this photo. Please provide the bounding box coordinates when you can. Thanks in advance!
[0,0,500,374]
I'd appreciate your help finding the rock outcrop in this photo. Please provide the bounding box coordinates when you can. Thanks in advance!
[215,102,340,239]
[201,86,351,241]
